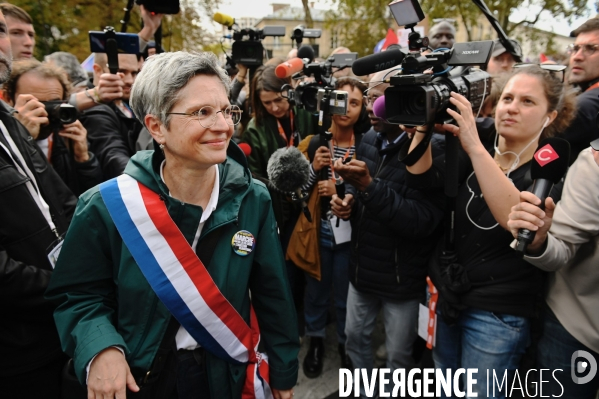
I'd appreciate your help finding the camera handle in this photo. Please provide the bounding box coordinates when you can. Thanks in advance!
[104,27,120,74]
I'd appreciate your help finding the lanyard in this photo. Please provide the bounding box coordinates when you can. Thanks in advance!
[328,134,355,183]
[0,121,57,235]
[276,110,295,148]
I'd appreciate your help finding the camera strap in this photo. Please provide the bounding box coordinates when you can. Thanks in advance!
[397,129,433,166]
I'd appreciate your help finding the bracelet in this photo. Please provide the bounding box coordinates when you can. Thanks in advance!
[92,88,102,104]
[84,89,100,105]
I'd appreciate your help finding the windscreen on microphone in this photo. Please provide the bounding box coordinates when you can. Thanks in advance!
[530,137,570,184]
[275,58,305,79]
[372,95,386,121]
[266,147,310,193]
[238,143,252,157]
[297,45,315,62]
[351,49,405,76]
[213,12,235,28]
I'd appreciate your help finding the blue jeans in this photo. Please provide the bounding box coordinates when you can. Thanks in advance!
[345,283,419,398]
[433,308,530,399]
[304,220,350,343]
[537,306,599,399]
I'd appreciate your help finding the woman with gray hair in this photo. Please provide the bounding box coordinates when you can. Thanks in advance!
[46,51,299,399]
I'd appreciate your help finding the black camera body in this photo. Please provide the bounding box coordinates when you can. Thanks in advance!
[229,26,286,66]
[42,101,78,130]
[384,37,493,126]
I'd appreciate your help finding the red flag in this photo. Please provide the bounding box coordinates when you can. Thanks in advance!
[539,53,548,63]
[381,28,399,51]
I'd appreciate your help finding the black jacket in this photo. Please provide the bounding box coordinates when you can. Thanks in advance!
[561,86,599,164]
[0,102,77,376]
[49,131,104,196]
[80,102,144,180]
[347,129,445,300]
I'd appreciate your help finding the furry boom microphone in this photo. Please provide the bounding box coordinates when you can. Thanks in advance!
[267,147,313,222]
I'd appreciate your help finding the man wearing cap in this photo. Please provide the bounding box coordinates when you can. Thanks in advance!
[428,21,456,50]
[561,18,599,162]
[487,38,521,75]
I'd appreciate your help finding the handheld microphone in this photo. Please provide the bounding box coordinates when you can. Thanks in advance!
[351,48,405,76]
[213,12,235,28]
[297,45,315,63]
[372,95,387,122]
[515,137,570,254]
[266,147,313,222]
[238,143,252,157]
[275,58,305,79]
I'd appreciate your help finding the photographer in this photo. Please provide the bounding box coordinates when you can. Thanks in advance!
[291,77,368,378]
[330,69,445,397]
[3,59,103,196]
[405,65,577,398]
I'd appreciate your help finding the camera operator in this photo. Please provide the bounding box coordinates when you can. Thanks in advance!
[507,144,599,398]
[3,59,103,196]
[0,10,77,397]
[405,65,577,398]
[330,69,445,397]
[428,20,456,50]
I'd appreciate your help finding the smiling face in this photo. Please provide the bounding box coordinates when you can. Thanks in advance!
[494,73,556,144]
[153,75,233,171]
[332,84,363,130]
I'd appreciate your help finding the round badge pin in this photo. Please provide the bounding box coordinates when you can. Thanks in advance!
[231,230,255,256]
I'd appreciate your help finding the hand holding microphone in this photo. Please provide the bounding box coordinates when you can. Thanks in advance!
[511,137,570,254]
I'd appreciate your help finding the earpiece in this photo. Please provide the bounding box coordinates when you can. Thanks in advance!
[543,117,550,129]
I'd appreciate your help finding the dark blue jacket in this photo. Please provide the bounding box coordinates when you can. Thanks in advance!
[348,129,444,300]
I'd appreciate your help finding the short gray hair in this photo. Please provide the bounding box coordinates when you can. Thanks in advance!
[130,51,231,129]
[44,52,89,87]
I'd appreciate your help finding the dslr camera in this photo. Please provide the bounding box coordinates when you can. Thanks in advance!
[42,101,78,130]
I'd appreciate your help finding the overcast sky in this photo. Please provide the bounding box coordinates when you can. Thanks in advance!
[209,0,595,38]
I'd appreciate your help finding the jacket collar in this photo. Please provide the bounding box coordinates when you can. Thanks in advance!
[124,141,252,229]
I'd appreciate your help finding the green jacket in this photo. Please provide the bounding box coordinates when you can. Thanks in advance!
[241,107,314,230]
[46,144,299,397]
[241,107,314,180]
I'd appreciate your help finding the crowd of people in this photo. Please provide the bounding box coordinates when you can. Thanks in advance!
[1,1,599,398]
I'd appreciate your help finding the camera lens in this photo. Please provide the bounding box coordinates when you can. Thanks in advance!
[301,86,319,112]
[406,92,427,115]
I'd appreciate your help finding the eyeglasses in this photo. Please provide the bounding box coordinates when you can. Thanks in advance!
[512,63,567,83]
[167,105,243,128]
[566,43,599,57]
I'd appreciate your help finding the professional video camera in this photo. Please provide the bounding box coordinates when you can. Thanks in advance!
[352,0,494,127]
[276,48,357,116]
[214,12,285,67]
[290,24,322,47]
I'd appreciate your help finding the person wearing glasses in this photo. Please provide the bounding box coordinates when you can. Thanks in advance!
[403,65,577,398]
[46,52,299,399]
[507,138,599,398]
[561,17,599,163]
[329,69,445,397]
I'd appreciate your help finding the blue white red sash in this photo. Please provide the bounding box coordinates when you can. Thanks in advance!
[99,174,272,399]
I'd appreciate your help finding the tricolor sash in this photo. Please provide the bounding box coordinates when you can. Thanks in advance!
[99,174,272,399]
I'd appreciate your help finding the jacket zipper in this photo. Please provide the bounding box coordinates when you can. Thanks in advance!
[355,151,385,286]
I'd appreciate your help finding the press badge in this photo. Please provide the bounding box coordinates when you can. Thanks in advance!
[46,236,64,269]
[231,230,255,256]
